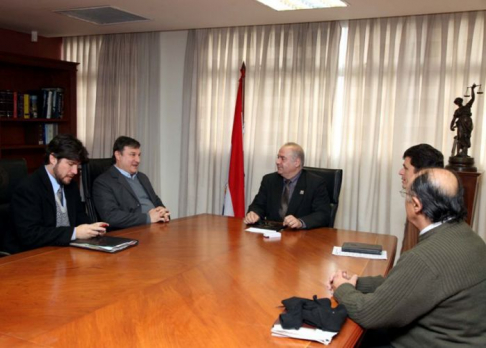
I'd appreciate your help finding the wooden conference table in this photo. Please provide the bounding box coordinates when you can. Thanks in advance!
[0,214,397,348]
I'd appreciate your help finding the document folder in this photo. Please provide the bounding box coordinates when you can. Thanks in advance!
[341,242,382,255]
[70,235,138,253]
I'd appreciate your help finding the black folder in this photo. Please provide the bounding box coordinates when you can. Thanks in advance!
[250,221,284,231]
[341,242,382,255]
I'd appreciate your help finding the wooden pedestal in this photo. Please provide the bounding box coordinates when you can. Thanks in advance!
[455,171,482,226]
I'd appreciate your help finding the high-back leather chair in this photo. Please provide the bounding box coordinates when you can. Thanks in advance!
[0,158,28,256]
[81,158,112,222]
[303,166,343,228]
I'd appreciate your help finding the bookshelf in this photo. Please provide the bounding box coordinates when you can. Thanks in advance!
[0,51,77,172]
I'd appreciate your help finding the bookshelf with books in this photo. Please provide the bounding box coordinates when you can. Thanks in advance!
[0,51,77,172]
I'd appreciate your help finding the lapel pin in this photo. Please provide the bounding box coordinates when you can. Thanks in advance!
[300,190,304,195]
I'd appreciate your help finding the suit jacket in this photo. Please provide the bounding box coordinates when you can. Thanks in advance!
[248,170,331,229]
[6,166,91,254]
[93,166,164,230]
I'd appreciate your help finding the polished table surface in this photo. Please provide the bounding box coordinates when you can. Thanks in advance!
[0,214,397,347]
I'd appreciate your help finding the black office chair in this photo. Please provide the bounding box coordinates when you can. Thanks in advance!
[81,158,112,222]
[0,158,28,257]
[303,166,343,228]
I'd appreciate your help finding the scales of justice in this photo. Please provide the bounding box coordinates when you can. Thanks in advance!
[446,83,483,172]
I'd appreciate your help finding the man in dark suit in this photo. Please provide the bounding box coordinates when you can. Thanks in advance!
[398,144,443,253]
[244,143,330,229]
[93,136,169,230]
[7,134,108,254]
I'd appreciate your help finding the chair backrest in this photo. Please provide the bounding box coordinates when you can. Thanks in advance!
[303,166,343,228]
[0,158,28,256]
[81,158,113,222]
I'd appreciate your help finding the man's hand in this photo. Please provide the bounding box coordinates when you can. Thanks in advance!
[243,211,260,224]
[283,215,302,229]
[155,206,171,222]
[149,206,170,223]
[76,222,108,239]
[326,269,358,293]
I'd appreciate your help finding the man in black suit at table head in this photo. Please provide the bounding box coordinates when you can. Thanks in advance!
[7,134,108,254]
[244,142,331,229]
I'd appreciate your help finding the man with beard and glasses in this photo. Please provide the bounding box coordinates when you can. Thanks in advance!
[6,134,108,253]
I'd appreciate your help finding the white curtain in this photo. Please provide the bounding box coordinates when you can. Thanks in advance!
[180,11,486,244]
[179,23,341,217]
[63,33,162,194]
[62,35,103,152]
[64,11,486,244]
[345,12,486,242]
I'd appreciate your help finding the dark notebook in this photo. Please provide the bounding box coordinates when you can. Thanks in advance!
[341,242,383,255]
[70,235,138,253]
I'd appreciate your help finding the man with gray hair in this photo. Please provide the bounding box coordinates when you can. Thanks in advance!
[327,168,486,347]
[244,142,331,229]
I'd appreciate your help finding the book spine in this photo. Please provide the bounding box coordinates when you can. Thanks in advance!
[30,94,38,118]
[57,91,64,118]
[13,91,18,118]
[46,91,52,119]
[0,90,6,118]
[40,89,46,118]
[17,93,24,118]
[23,93,30,119]
[52,90,57,118]
[5,90,14,118]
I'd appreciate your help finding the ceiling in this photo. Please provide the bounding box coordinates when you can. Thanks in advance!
[1,0,486,38]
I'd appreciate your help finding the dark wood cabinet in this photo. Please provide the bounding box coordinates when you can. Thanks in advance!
[456,171,482,226]
[0,51,77,172]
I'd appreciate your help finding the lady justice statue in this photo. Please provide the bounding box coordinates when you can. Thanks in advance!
[447,83,482,172]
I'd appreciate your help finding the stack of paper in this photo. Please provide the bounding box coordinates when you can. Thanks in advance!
[271,323,338,345]
[245,227,281,239]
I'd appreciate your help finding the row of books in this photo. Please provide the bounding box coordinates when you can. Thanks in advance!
[38,124,59,145]
[0,88,64,119]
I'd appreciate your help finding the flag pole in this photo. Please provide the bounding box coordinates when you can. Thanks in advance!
[241,62,246,127]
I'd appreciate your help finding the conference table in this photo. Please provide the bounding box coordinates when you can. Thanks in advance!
[0,214,397,347]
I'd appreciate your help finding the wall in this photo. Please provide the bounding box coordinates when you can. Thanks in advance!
[158,31,187,218]
[0,28,62,59]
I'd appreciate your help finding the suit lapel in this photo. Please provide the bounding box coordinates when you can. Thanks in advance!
[65,185,76,224]
[138,174,156,205]
[38,167,56,211]
[272,174,284,212]
[111,166,140,202]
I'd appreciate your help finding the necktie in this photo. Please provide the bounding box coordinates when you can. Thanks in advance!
[55,185,70,227]
[279,179,291,219]
[57,186,64,206]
